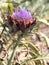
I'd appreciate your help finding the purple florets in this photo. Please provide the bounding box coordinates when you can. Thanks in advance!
[12,9,32,21]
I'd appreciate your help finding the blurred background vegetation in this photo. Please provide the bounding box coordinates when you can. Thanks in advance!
[0,0,49,65]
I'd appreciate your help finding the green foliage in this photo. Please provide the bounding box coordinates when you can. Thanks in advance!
[8,3,13,14]
[0,0,49,65]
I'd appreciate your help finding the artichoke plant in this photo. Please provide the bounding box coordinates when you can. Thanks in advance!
[0,0,49,65]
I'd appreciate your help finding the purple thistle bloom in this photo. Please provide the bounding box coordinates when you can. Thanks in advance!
[12,9,32,21]
[7,9,36,32]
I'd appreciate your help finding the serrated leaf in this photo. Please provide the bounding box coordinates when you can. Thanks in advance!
[37,32,49,48]
[38,18,49,25]
[26,42,41,56]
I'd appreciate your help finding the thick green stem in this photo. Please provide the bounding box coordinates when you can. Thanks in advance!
[7,34,23,65]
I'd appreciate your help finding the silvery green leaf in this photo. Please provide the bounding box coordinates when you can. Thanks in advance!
[37,32,49,48]
[38,18,49,25]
